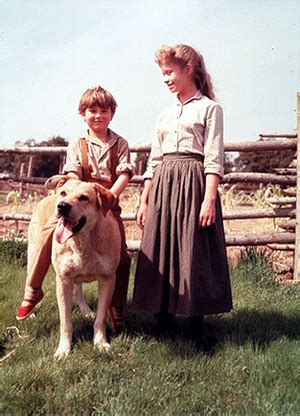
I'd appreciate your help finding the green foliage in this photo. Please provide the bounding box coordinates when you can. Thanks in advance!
[0,252,299,414]
[224,153,235,174]
[0,136,68,178]
[0,238,27,267]
[239,247,276,288]
[30,136,68,177]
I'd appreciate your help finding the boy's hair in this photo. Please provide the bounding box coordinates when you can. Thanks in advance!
[78,86,117,115]
[155,44,215,100]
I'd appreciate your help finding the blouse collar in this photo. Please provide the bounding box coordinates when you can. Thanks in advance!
[176,90,203,106]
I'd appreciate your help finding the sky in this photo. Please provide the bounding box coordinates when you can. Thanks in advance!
[0,0,299,148]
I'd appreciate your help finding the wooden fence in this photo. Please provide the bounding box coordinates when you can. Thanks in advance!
[1,93,299,280]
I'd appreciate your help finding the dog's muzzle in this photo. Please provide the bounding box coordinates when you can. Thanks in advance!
[57,201,72,217]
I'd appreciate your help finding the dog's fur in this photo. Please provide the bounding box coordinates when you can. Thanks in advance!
[28,175,121,359]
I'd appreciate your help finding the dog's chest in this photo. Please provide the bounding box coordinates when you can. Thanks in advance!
[52,243,106,283]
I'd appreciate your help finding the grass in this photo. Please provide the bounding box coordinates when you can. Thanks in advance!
[0,243,300,415]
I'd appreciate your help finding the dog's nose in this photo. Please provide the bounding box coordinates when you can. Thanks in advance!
[57,201,72,216]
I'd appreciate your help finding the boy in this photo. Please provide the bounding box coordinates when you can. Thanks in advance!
[16,86,133,333]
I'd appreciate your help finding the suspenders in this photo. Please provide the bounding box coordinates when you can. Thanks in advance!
[79,137,118,185]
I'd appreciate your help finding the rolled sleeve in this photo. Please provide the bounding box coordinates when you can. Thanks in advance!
[203,104,224,178]
[116,138,135,179]
[62,139,83,178]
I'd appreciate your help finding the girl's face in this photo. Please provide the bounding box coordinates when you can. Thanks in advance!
[160,61,195,95]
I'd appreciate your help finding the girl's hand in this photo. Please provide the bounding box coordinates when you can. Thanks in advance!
[198,173,219,228]
[136,202,148,229]
[198,199,216,228]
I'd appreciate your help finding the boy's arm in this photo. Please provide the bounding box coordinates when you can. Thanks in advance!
[62,139,83,179]
[111,137,134,197]
[110,173,129,198]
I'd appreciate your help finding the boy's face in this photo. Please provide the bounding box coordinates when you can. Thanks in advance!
[82,106,114,136]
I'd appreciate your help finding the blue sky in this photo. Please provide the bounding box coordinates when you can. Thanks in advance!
[0,0,299,147]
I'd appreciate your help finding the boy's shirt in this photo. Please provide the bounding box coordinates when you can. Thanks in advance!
[63,129,134,183]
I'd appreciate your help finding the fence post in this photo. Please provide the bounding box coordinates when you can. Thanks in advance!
[26,156,34,195]
[19,162,25,196]
[294,92,300,281]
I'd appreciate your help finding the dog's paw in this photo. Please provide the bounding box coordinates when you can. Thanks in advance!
[94,341,110,352]
[78,305,95,319]
[54,347,71,360]
[93,333,110,352]
[84,310,96,320]
[54,340,72,360]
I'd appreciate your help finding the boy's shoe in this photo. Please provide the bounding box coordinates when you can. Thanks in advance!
[16,289,44,321]
[109,306,125,335]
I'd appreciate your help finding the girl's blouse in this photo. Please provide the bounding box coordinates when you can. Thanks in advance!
[144,91,224,180]
[62,129,134,183]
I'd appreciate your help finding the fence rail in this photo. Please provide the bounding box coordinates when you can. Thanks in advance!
[0,95,299,280]
[0,138,297,155]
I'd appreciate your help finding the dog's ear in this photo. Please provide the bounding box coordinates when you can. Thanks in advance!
[93,184,116,216]
[45,175,71,190]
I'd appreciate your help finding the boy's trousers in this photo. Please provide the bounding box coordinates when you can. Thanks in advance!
[26,202,130,310]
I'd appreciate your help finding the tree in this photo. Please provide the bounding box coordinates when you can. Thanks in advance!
[30,136,68,177]
[233,147,295,173]
[224,153,235,174]
[0,136,68,177]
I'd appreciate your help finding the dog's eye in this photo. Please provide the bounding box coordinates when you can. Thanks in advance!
[60,191,67,197]
[78,195,89,201]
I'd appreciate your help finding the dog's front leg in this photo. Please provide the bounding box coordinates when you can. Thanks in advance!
[54,277,74,359]
[93,274,116,351]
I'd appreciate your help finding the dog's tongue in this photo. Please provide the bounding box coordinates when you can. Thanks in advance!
[54,218,74,244]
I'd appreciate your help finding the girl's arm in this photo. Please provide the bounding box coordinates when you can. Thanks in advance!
[198,173,220,228]
[136,179,153,229]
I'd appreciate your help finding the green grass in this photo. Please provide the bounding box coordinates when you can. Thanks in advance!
[0,243,299,415]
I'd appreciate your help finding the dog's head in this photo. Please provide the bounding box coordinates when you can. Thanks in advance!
[45,175,116,244]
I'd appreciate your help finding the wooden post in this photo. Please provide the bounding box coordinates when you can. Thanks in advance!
[19,163,25,196]
[26,156,33,195]
[59,155,66,173]
[294,92,300,281]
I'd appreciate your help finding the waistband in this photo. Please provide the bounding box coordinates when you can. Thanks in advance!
[163,152,204,162]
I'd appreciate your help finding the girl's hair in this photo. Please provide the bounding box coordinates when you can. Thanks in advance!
[78,86,117,115]
[155,44,215,100]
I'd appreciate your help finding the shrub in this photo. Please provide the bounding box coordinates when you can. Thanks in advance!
[0,238,27,267]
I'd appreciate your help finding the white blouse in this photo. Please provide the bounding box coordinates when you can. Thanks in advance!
[144,91,224,179]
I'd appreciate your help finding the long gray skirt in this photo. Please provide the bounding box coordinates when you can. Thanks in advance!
[133,154,233,316]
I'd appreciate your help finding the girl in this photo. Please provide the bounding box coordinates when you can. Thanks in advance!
[133,44,232,337]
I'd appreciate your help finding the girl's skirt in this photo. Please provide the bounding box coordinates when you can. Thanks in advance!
[133,154,232,316]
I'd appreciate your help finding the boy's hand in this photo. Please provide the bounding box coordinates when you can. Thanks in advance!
[136,202,148,229]
[66,172,80,180]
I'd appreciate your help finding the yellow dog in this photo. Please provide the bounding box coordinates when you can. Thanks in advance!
[29,175,121,358]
